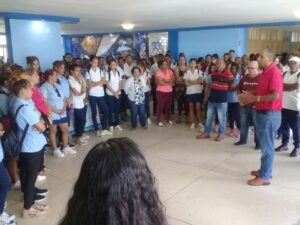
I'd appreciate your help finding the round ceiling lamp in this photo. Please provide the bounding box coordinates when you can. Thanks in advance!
[121,23,135,30]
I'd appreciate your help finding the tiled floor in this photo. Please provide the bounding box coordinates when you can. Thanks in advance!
[6,122,300,225]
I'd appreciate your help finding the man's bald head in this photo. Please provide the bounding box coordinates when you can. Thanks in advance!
[248,60,260,77]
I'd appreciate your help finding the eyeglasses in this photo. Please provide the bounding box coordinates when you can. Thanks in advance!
[247,67,256,70]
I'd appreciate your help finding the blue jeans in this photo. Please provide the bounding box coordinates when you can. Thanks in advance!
[240,107,259,146]
[128,100,146,128]
[74,106,87,137]
[0,161,10,214]
[88,96,109,131]
[256,111,281,180]
[204,101,228,135]
[106,95,121,126]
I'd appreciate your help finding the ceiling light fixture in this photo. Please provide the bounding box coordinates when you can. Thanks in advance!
[121,23,135,30]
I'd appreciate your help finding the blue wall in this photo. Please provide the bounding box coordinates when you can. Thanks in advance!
[9,19,63,70]
[178,28,248,60]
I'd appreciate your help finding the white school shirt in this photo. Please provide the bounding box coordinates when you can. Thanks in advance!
[118,66,126,90]
[142,69,152,92]
[150,63,159,76]
[85,67,105,97]
[283,69,300,111]
[183,69,204,95]
[105,70,121,96]
[124,63,136,78]
[68,76,86,109]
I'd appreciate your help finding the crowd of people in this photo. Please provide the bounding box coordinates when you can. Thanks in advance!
[0,47,298,223]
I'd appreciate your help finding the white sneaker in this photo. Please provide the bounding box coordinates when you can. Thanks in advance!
[95,130,102,137]
[102,130,113,136]
[115,125,123,131]
[158,122,164,127]
[147,118,152,125]
[63,146,77,155]
[0,212,16,224]
[77,138,88,146]
[53,149,65,158]
[168,121,174,125]
[36,175,46,183]
[109,126,114,132]
[190,123,195,129]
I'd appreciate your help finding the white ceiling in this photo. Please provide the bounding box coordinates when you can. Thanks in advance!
[1,0,300,34]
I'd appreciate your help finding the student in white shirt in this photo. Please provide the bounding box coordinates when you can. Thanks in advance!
[86,56,112,137]
[125,67,147,129]
[139,59,152,125]
[124,55,135,78]
[69,64,88,145]
[105,59,123,132]
[184,58,204,129]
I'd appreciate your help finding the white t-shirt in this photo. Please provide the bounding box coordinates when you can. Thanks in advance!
[105,70,121,96]
[118,66,126,90]
[85,67,105,97]
[150,63,159,76]
[124,63,136,78]
[183,69,203,95]
[142,69,152,92]
[68,76,86,109]
[283,69,300,111]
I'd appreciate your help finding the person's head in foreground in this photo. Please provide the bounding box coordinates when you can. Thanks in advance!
[59,137,166,225]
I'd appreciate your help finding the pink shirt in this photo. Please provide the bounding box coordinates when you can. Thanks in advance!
[156,69,174,93]
[256,63,283,111]
[32,87,49,115]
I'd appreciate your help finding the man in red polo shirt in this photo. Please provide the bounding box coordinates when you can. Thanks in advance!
[239,48,282,186]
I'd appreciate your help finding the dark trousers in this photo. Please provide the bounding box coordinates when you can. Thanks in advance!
[156,91,173,122]
[0,161,10,214]
[19,149,44,209]
[144,91,151,118]
[106,95,121,126]
[281,108,300,148]
[151,86,157,115]
[228,102,241,129]
[239,107,259,146]
[120,90,128,114]
[128,100,146,128]
[74,106,87,137]
[88,96,109,130]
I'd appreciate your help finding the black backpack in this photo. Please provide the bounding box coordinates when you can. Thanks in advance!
[1,104,29,158]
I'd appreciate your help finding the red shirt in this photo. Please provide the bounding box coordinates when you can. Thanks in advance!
[238,73,260,107]
[256,63,283,111]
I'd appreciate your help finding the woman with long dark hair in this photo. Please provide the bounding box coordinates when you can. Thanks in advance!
[59,137,166,225]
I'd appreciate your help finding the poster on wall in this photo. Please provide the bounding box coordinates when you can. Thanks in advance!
[71,36,101,58]
[96,34,134,58]
[69,32,168,60]
[148,32,168,57]
[134,33,148,59]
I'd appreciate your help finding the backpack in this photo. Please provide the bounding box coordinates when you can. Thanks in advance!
[1,104,29,158]
[0,90,11,130]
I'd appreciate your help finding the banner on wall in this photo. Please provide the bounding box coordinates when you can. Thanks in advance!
[69,32,168,59]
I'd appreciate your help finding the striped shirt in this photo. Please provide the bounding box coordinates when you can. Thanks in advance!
[209,69,234,103]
